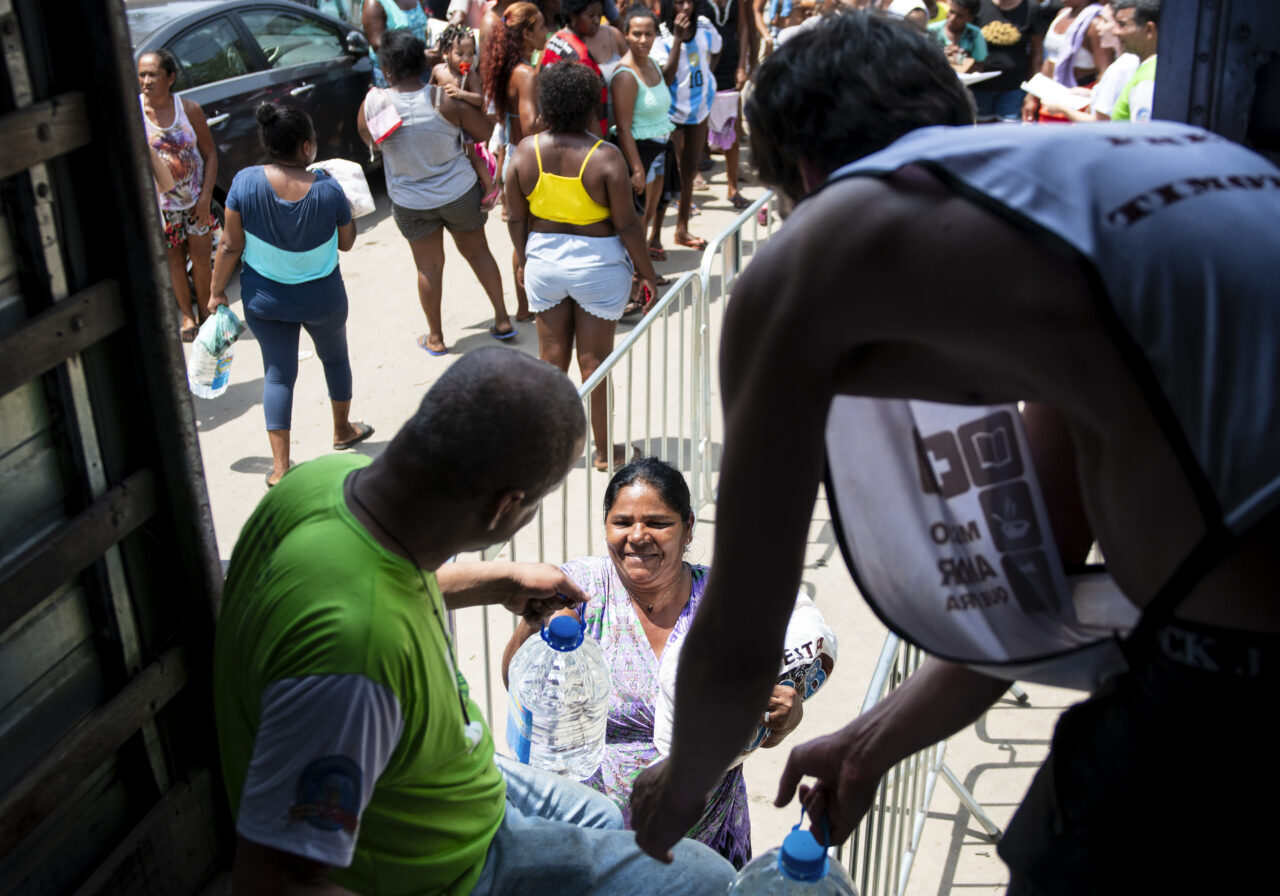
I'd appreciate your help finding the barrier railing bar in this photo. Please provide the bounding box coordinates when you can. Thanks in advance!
[939,762,1003,840]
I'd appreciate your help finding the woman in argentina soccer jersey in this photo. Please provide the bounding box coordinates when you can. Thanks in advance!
[653,0,722,250]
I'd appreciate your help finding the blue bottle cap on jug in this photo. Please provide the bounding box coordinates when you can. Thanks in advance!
[778,828,828,882]
[543,613,585,651]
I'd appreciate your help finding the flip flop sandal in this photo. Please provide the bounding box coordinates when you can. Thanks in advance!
[729,194,752,210]
[490,324,518,340]
[648,246,667,261]
[674,235,708,250]
[417,334,448,356]
[334,421,375,451]
[265,461,296,488]
[181,326,199,343]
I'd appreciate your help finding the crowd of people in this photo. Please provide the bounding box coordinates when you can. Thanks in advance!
[140,1,1163,476]
[126,1,1278,894]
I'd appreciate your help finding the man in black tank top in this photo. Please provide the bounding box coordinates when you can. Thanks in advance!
[627,12,1280,893]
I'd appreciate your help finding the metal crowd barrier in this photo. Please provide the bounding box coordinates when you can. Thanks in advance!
[449,194,1006,896]
[453,194,775,725]
[836,635,1004,896]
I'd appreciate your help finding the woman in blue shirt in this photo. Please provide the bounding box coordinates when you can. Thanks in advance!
[209,103,372,488]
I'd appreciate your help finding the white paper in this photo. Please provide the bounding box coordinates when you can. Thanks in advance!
[1020,73,1091,111]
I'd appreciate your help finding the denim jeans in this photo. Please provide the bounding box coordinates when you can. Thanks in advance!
[469,756,737,895]
[973,87,1025,123]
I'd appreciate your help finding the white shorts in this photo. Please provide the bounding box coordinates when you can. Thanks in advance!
[524,232,634,321]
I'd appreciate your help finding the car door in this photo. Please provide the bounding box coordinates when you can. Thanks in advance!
[233,5,373,165]
[164,14,271,197]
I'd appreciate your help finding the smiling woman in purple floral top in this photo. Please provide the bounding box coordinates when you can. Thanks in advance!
[503,458,836,869]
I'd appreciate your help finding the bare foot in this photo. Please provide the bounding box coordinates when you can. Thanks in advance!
[593,444,640,472]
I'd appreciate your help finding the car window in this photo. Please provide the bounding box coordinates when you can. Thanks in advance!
[239,9,347,69]
[167,16,255,90]
[314,0,360,26]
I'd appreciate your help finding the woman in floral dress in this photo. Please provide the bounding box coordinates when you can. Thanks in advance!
[503,457,837,868]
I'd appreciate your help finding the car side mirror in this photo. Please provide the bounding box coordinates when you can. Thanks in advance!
[345,31,369,55]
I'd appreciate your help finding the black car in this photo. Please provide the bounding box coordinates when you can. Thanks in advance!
[128,0,375,200]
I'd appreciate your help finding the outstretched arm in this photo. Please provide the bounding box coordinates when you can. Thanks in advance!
[631,210,836,860]
[775,659,1008,843]
[437,561,587,622]
[630,170,1057,861]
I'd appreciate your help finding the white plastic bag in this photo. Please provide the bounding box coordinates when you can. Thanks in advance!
[652,591,837,766]
[308,158,376,218]
[187,305,245,399]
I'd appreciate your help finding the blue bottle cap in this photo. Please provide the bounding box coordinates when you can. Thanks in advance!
[544,614,585,651]
[777,828,828,882]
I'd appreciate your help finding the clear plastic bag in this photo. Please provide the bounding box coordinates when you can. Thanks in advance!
[308,158,376,218]
[187,305,245,399]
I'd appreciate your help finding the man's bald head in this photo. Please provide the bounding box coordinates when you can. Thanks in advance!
[383,348,586,501]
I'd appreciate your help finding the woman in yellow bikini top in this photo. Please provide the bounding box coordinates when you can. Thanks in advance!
[506,62,657,473]
[527,134,612,225]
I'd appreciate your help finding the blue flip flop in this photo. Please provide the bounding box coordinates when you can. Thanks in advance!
[417,335,448,356]
[490,325,518,341]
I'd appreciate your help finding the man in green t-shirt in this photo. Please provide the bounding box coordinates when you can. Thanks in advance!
[1110,0,1158,122]
[214,347,735,895]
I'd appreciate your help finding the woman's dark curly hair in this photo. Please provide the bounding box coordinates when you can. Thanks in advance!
[379,29,428,82]
[255,102,313,159]
[482,1,542,117]
[537,60,603,131]
[746,11,973,202]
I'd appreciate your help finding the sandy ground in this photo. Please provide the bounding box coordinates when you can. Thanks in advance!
[191,154,1065,894]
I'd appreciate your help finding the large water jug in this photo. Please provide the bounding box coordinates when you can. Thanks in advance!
[729,813,857,895]
[505,610,611,780]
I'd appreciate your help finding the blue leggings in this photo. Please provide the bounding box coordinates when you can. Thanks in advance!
[244,304,352,431]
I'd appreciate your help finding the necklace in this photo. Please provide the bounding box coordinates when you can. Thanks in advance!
[348,469,474,727]
[632,562,688,614]
[709,0,731,29]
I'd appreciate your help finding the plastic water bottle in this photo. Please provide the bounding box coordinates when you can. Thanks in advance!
[506,611,611,780]
[729,816,858,895]
[187,344,234,399]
